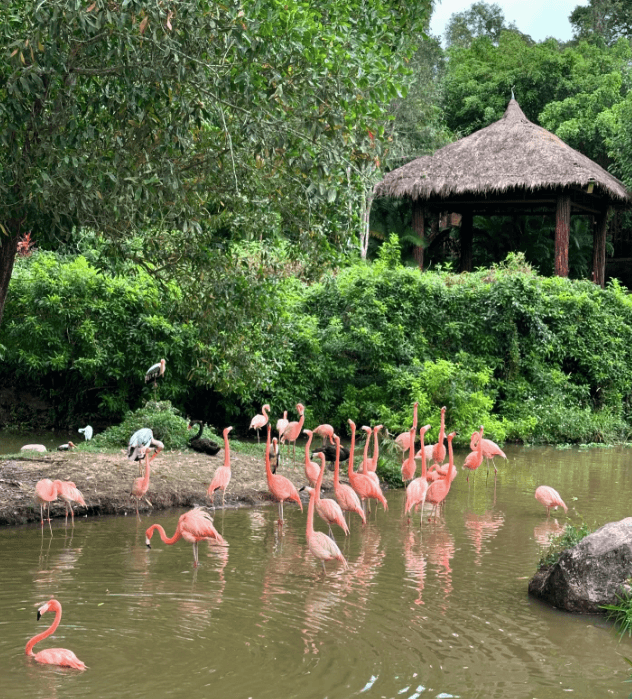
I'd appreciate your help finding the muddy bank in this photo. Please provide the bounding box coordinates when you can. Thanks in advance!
[0,447,323,527]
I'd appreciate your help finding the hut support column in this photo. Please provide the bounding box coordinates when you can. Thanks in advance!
[412,201,425,271]
[460,209,473,273]
[592,208,609,288]
[555,195,571,277]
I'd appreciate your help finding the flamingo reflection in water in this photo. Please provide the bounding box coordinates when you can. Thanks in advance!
[533,518,565,547]
[424,518,455,611]
[464,509,505,567]
[403,529,427,607]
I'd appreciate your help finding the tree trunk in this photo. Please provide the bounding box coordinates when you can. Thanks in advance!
[460,209,473,272]
[0,231,20,326]
[412,201,424,271]
[555,194,571,277]
[592,208,609,288]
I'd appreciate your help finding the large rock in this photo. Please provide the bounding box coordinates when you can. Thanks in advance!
[529,517,632,613]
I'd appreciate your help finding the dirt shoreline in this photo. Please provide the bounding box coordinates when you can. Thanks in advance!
[0,447,326,527]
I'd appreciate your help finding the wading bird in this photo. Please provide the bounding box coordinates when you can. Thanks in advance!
[145,358,166,386]
[207,427,234,508]
[249,404,271,444]
[25,599,86,670]
[395,402,418,455]
[305,482,347,574]
[131,451,152,520]
[35,479,57,530]
[535,486,568,517]
[311,451,349,538]
[425,431,456,519]
[463,426,484,482]
[78,425,93,441]
[146,507,227,567]
[53,480,86,524]
[405,424,431,526]
[281,403,305,462]
[264,424,303,524]
[347,420,388,514]
[313,424,335,446]
[470,431,507,475]
[332,435,366,526]
[302,429,320,487]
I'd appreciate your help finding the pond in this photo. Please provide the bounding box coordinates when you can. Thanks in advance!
[1,444,632,698]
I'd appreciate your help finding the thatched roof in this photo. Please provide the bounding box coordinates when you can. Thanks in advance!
[374,99,630,204]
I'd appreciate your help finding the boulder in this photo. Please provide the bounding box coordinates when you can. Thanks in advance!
[529,517,632,613]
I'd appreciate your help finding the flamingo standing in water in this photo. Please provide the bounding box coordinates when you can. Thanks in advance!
[305,483,347,574]
[35,479,58,529]
[281,403,305,463]
[471,432,506,475]
[425,431,456,519]
[53,480,86,524]
[395,402,418,455]
[249,404,271,443]
[431,406,447,465]
[535,486,568,517]
[368,424,383,473]
[25,599,86,670]
[264,425,303,523]
[302,429,320,486]
[311,451,349,538]
[146,507,227,567]
[401,426,418,486]
[348,420,388,514]
[405,424,431,525]
[332,435,366,526]
[361,426,380,489]
[131,451,152,520]
[463,426,484,482]
[207,427,233,508]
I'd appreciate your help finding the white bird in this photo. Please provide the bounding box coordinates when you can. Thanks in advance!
[78,425,93,441]
[145,358,166,386]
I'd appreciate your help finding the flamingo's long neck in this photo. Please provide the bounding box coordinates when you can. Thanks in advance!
[371,428,380,470]
[406,426,416,476]
[25,606,61,656]
[420,428,427,478]
[223,430,231,469]
[445,434,454,481]
[413,402,418,431]
[306,488,316,537]
[264,426,274,484]
[140,458,151,491]
[304,431,313,466]
[146,523,182,546]
[477,428,483,457]
[362,431,371,475]
[333,439,341,488]
[262,405,269,421]
[348,423,356,479]
[438,409,446,444]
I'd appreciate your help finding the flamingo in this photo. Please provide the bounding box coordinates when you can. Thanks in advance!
[145,358,166,386]
[368,424,383,473]
[470,432,507,475]
[146,507,227,567]
[347,420,388,513]
[25,599,86,670]
[361,426,380,489]
[431,406,447,465]
[405,424,431,525]
[535,486,568,517]
[305,483,347,574]
[53,480,86,524]
[264,424,303,523]
[131,451,152,520]
[426,431,456,519]
[280,403,305,462]
[313,424,335,445]
[312,451,349,538]
[276,411,289,440]
[249,404,271,444]
[463,426,484,482]
[302,429,320,486]
[207,426,233,508]
[401,426,418,485]
[35,479,57,529]
[332,435,366,525]
[395,401,418,455]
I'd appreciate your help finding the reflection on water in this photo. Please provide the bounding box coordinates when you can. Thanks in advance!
[2,445,632,698]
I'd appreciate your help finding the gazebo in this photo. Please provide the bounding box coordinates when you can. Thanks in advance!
[373,99,630,286]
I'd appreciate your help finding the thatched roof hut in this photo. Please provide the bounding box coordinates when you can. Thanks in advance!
[374,99,630,285]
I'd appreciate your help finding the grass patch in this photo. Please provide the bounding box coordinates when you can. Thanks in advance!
[539,522,593,567]
[602,587,632,638]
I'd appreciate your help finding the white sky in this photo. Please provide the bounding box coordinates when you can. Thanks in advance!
[430,0,590,44]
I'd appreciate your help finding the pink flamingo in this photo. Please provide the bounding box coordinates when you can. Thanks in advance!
[405,424,431,525]
[463,426,484,482]
[395,401,418,454]
[431,406,447,465]
[264,424,303,523]
[131,451,152,520]
[305,483,347,574]
[35,479,58,529]
[313,424,335,445]
[281,403,305,462]
[535,486,568,517]
[25,599,86,670]
[207,426,233,508]
[276,411,289,440]
[312,451,349,538]
[302,429,320,486]
[347,420,388,513]
[368,424,383,473]
[53,480,86,525]
[249,404,271,443]
[470,431,506,475]
[361,426,380,489]
[146,507,227,566]
[426,431,456,518]
[332,435,366,525]
[401,426,418,485]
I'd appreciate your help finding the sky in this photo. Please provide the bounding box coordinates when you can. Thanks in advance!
[430,0,590,45]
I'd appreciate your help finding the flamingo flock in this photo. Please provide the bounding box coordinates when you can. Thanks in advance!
[26,398,572,671]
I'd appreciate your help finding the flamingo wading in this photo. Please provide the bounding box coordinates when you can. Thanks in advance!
[25,599,86,670]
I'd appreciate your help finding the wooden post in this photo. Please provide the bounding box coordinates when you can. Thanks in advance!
[592,208,609,288]
[460,209,473,272]
[412,200,424,271]
[555,194,571,277]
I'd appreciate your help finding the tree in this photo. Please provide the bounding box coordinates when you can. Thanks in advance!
[444,2,527,48]
[0,0,433,330]
[570,0,632,45]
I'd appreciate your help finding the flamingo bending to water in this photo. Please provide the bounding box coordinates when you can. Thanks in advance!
[535,486,568,517]
[25,599,86,670]
[305,483,347,574]
[131,451,152,520]
[53,480,86,524]
[35,479,57,528]
[311,451,349,538]
[313,424,335,445]
[264,425,303,523]
[207,427,233,508]
[146,507,227,567]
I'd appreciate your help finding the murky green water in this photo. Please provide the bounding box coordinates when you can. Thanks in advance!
[0,429,84,454]
[2,445,632,698]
